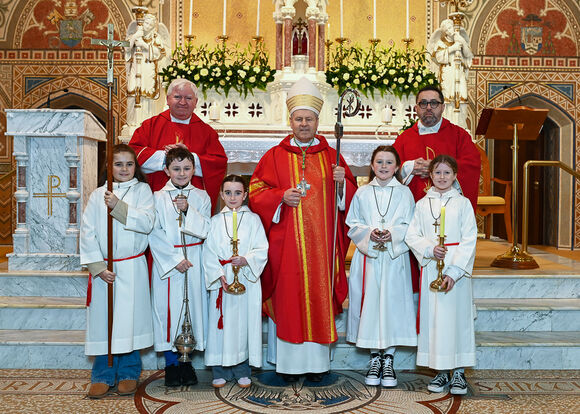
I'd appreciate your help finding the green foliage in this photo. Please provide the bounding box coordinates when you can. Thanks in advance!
[325,43,439,99]
[160,41,276,98]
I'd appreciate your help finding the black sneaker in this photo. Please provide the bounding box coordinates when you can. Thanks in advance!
[381,354,397,387]
[449,371,468,395]
[280,373,300,383]
[427,372,450,393]
[164,364,181,387]
[179,362,198,386]
[365,353,382,386]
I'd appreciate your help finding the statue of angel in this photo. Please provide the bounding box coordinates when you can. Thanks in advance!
[123,13,170,134]
[427,19,473,125]
[125,13,170,100]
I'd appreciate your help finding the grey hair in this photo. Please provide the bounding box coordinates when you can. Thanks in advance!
[167,78,199,98]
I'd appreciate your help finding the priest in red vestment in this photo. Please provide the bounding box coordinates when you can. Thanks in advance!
[393,86,481,294]
[249,77,356,382]
[393,86,481,211]
[129,78,227,210]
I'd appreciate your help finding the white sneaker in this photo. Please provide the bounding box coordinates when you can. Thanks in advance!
[427,372,450,393]
[237,377,251,388]
[365,353,382,386]
[380,354,397,387]
[212,378,226,388]
[449,371,468,395]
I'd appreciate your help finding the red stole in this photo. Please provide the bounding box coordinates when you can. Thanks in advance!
[393,118,481,212]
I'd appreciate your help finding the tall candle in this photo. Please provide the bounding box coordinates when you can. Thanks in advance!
[222,0,227,36]
[373,0,376,39]
[340,0,344,37]
[256,0,260,37]
[188,0,193,35]
[232,208,238,240]
[440,206,445,237]
[406,0,409,38]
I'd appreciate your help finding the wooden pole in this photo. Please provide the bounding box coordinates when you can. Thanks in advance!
[106,84,114,367]
[92,23,128,367]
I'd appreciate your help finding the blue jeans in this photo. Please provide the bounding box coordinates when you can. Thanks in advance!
[212,360,251,381]
[91,350,142,386]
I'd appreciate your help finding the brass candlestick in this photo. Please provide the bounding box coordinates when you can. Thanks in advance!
[430,235,447,291]
[226,238,246,294]
[402,37,414,50]
[185,34,196,43]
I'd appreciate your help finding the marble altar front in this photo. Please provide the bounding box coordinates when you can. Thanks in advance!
[5,109,106,271]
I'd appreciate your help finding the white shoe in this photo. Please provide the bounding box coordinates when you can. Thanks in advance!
[237,377,251,388]
[212,378,226,388]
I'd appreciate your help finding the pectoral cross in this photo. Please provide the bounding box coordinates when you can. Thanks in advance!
[433,219,440,234]
[297,178,310,197]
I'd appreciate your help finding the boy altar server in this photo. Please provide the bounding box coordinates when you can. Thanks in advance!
[149,147,211,387]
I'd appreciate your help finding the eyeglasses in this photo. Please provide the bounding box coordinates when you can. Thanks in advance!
[417,100,442,109]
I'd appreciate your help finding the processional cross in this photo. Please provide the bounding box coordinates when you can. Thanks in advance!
[90,24,129,367]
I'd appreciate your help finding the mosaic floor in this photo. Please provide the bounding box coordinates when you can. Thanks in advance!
[0,369,578,413]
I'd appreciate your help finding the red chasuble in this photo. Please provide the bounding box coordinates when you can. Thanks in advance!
[249,135,356,344]
[393,118,481,212]
[129,110,228,209]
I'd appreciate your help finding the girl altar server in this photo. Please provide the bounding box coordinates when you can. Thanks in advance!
[346,145,417,388]
[203,175,269,388]
[405,154,477,395]
[148,147,211,387]
[81,144,155,399]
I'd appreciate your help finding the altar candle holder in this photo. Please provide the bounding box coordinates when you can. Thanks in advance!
[430,235,447,291]
[226,237,246,294]
[402,37,414,50]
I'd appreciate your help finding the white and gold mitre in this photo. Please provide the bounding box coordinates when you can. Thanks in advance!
[286,77,323,116]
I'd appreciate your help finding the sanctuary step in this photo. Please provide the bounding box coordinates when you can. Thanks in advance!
[1,256,580,370]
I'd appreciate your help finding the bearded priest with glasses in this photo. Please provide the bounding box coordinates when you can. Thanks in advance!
[393,85,480,293]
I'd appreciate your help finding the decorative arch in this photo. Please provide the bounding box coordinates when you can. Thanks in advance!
[470,0,580,56]
[10,0,132,49]
[485,84,576,248]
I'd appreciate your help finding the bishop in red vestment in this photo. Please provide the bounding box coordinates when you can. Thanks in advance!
[129,79,227,209]
[249,78,356,379]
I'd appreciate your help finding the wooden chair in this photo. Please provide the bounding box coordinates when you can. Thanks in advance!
[476,146,513,242]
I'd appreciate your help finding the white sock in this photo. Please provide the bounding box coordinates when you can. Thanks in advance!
[454,367,464,374]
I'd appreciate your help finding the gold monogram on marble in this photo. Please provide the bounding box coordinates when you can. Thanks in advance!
[33,175,67,216]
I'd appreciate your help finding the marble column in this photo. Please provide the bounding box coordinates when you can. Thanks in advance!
[317,22,326,71]
[5,109,106,271]
[284,17,292,68]
[281,7,295,69]
[273,10,284,72]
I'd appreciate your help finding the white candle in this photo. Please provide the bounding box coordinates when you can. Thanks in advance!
[373,0,376,39]
[232,208,238,241]
[406,0,409,38]
[381,106,392,123]
[188,0,193,35]
[340,0,343,37]
[256,0,260,37]
[222,0,227,36]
